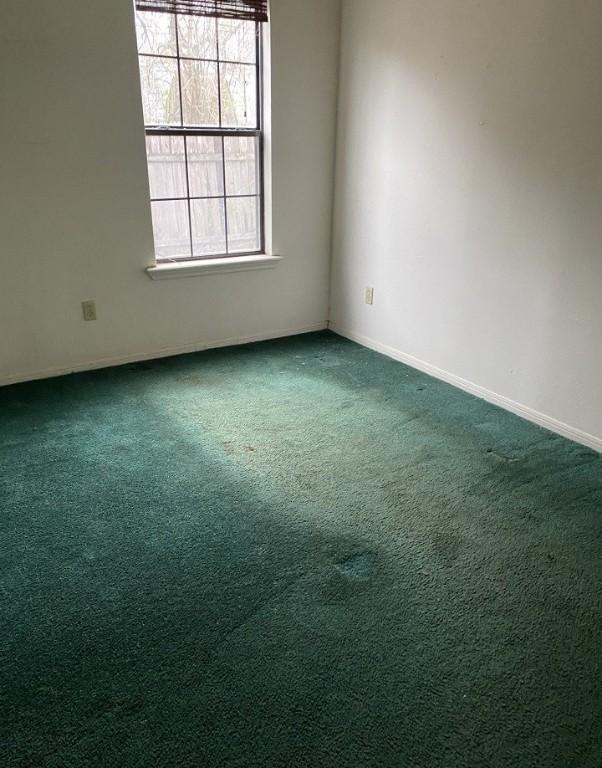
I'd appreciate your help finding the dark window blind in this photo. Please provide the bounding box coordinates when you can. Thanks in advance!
[134,0,268,23]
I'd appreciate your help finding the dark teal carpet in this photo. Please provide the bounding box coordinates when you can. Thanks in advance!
[1,331,601,767]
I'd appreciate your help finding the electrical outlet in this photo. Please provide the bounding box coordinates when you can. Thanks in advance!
[82,300,97,321]
[365,287,374,306]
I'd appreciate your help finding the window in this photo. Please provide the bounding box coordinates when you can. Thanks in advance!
[134,3,266,262]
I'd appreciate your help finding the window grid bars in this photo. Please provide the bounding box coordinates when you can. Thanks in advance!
[139,53,256,67]
[140,13,263,260]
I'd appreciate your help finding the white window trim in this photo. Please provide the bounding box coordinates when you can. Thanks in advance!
[146,252,281,280]
[142,21,274,280]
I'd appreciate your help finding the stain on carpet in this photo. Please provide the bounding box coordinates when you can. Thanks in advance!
[335,551,376,580]
[1,331,600,768]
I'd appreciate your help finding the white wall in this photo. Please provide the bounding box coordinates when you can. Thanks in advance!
[0,0,340,383]
[330,0,602,448]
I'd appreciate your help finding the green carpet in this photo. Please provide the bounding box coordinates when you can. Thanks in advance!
[1,331,601,767]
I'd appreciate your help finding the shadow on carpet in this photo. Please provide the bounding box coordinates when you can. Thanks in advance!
[1,331,601,767]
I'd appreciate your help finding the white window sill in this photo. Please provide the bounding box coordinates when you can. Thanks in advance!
[146,253,282,280]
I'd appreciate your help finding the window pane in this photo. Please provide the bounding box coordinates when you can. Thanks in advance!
[227,197,260,253]
[224,136,258,196]
[218,19,256,64]
[146,136,187,200]
[139,56,181,126]
[177,14,217,60]
[187,136,224,198]
[136,11,177,56]
[191,198,226,256]
[181,60,219,126]
[151,200,191,260]
[220,63,257,128]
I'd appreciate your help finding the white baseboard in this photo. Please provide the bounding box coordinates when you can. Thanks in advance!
[329,323,602,454]
[0,323,327,388]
